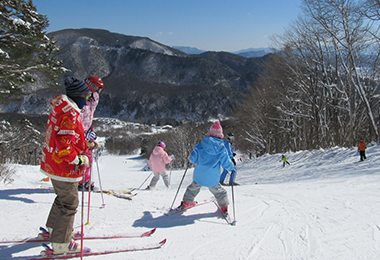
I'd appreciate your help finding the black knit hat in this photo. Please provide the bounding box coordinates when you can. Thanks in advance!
[64,76,90,99]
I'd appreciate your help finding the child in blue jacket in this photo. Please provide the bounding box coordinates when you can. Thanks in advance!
[179,121,233,215]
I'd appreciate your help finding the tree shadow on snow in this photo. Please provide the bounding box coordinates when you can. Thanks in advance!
[132,210,223,228]
[0,188,54,203]
[0,241,42,259]
[126,155,145,161]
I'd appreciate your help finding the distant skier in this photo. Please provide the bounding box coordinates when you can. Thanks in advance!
[219,132,239,186]
[281,155,290,167]
[358,139,367,161]
[146,141,173,189]
[178,121,233,216]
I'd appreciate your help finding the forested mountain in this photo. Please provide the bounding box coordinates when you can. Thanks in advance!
[0,28,271,125]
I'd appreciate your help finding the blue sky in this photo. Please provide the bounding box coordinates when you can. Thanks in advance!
[33,0,302,52]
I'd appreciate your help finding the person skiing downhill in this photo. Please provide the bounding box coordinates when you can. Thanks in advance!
[78,76,104,191]
[220,132,239,186]
[146,141,173,189]
[179,121,233,216]
[40,76,92,255]
[281,155,290,167]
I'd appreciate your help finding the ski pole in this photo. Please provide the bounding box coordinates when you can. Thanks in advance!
[85,161,92,225]
[168,154,175,185]
[80,167,86,260]
[136,172,153,190]
[95,150,105,208]
[169,163,172,185]
[230,168,237,225]
[169,161,189,209]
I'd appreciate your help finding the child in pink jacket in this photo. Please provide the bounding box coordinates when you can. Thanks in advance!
[147,142,173,189]
[78,76,104,191]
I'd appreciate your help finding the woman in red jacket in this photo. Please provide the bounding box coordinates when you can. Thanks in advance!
[40,76,91,255]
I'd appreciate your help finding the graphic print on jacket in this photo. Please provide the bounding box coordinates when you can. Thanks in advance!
[40,95,88,182]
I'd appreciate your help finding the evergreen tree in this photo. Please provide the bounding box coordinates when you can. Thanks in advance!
[0,0,65,98]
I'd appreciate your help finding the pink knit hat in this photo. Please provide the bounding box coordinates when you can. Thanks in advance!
[157,141,166,149]
[207,121,224,139]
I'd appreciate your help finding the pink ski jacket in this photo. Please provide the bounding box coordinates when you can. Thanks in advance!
[148,146,172,173]
[80,92,99,132]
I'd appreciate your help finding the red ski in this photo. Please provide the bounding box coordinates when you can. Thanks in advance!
[79,228,156,240]
[165,198,215,216]
[26,239,166,259]
[0,228,156,244]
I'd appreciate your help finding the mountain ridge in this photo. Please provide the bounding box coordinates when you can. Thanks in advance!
[1,28,273,125]
[172,45,273,58]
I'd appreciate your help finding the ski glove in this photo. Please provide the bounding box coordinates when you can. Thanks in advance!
[71,155,90,167]
[232,158,236,166]
[170,154,175,160]
[86,130,97,141]
[88,140,99,150]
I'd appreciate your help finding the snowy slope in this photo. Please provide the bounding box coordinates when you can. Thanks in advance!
[1,144,380,259]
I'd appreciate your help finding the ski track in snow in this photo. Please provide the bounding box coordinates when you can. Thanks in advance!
[1,143,380,259]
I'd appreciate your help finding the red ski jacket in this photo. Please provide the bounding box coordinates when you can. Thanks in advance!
[358,141,367,151]
[40,95,88,182]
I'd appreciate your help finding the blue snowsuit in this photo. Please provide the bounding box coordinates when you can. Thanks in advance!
[182,136,233,207]
[219,139,236,184]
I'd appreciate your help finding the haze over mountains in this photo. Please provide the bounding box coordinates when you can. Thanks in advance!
[1,28,273,125]
[172,46,272,58]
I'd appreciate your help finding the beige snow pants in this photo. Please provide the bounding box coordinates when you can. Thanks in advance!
[46,179,79,243]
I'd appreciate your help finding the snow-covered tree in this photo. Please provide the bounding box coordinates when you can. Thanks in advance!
[239,0,380,154]
[0,0,65,98]
[0,118,41,165]
[271,0,380,145]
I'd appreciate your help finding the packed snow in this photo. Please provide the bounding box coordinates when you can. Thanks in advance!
[1,141,380,259]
